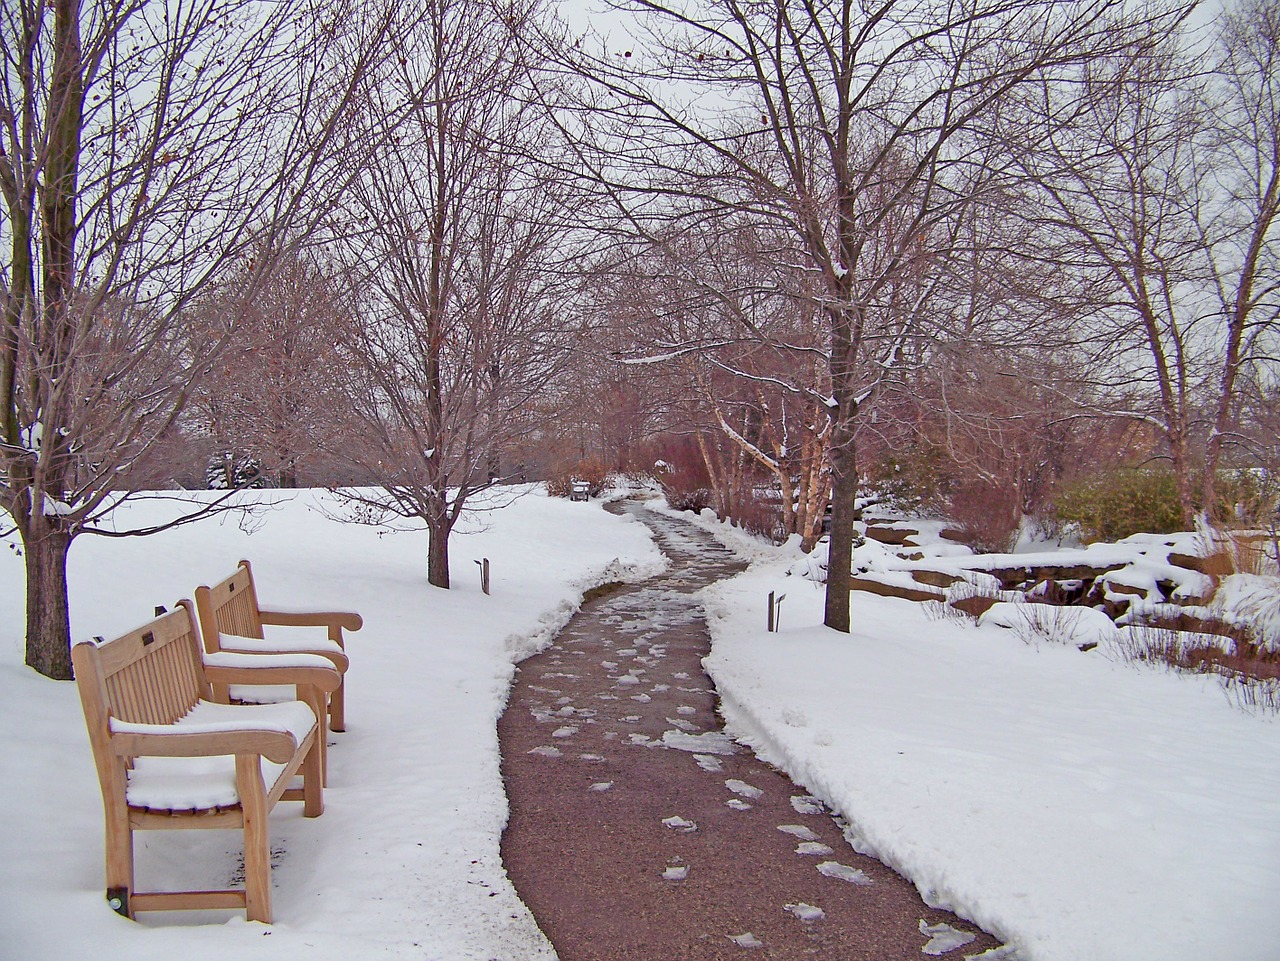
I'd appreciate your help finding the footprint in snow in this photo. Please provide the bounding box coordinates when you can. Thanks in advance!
[817,861,873,885]
[918,920,976,956]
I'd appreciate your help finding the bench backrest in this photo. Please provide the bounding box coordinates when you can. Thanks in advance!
[194,559,265,650]
[73,601,209,727]
[72,602,211,804]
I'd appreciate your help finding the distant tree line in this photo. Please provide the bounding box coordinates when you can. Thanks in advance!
[3,0,1275,675]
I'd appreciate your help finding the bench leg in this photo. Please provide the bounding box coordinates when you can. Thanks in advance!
[104,811,135,919]
[236,755,273,924]
[299,687,329,786]
[302,731,325,818]
[329,679,345,733]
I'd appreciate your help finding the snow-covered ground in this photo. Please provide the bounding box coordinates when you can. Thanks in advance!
[2,489,1277,961]
[681,507,1280,961]
[0,487,664,961]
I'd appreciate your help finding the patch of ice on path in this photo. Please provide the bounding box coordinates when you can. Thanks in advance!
[726,799,752,811]
[816,861,873,885]
[527,746,562,758]
[795,841,834,856]
[777,824,819,841]
[728,932,763,948]
[693,753,723,772]
[661,729,737,755]
[662,865,689,880]
[552,726,578,738]
[662,815,698,833]
[589,782,613,792]
[785,902,825,922]
[677,705,697,715]
[919,920,977,956]
[725,778,763,799]
[790,795,825,814]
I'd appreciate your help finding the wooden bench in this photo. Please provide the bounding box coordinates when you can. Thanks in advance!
[72,600,341,924]
[194,559,360,733]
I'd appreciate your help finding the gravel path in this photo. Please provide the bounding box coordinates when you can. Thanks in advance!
[499,503,1006,960]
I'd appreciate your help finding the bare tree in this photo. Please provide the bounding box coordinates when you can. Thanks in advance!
[330,0,586,588]
[547,0,1176,629]
[1017,0,1277,525]
[0,0,390,678]
[1199,0,1280,516]
[189,250,351,488]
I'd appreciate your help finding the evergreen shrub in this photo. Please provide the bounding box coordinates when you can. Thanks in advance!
[1053,469,1183,542]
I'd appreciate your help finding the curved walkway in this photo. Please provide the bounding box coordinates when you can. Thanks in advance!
[499,503,1004,960]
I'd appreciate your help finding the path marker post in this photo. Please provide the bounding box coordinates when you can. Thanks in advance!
[768,592,786,632]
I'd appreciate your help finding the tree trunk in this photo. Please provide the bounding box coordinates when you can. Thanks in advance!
[24,527,74,679]
[824,421,857,633]
[427,520,451,589]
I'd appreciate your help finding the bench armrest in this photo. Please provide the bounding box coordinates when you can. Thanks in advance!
[203,651,341,694]
[259,608,363,637]
[218,635,350,674]
[109,727,301,764]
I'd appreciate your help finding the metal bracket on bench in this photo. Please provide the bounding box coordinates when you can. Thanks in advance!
[106,887,130,917]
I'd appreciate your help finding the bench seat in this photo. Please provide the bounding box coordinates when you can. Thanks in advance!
[112,699,317,811]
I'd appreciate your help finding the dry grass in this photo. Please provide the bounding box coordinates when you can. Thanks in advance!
[1112,625,1280,715]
